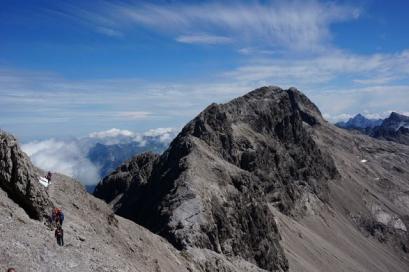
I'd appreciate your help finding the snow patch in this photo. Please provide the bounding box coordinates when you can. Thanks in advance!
[38,177,49,188]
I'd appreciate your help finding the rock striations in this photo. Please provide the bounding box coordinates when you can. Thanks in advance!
[96,86,409,272]
[0,131,52,220]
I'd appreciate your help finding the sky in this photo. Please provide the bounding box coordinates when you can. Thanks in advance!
[1,0,409,142]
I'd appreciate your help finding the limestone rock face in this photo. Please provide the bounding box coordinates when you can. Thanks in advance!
[0,131,52,220]
[94,152,159,211]
[97,86,341,271]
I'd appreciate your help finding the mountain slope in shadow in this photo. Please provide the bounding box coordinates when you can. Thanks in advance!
[96,86,409,271]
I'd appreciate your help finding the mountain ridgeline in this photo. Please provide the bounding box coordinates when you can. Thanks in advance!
[1,86,409,272]
[336,112,409,145]
[95,86,409,271]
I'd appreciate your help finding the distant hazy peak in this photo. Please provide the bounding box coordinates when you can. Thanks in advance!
[336,113,383,129]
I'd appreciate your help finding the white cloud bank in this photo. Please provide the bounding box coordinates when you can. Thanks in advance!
[22,127,179,185]
[22,139,100,185]
[89,128,135,139]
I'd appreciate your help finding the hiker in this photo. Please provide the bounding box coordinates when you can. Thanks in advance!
[55,225,64,246]
[51,208,64,226]
[58,209,64,225]
[46,171,52,183]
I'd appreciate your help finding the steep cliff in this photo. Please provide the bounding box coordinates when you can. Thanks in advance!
[97,86,409,272]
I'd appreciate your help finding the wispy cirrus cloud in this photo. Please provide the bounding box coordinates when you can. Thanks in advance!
[52,1,360,50]
[2,2,409,138]
[1,65,409,136]
[224,50,409,85]
[117,111,151,119]
[95,26,123,37]
[176,34,232,44]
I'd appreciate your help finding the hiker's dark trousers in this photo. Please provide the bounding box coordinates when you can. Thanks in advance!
[57,237,64,246]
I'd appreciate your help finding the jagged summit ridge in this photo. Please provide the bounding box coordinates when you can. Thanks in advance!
[95,86,340,271]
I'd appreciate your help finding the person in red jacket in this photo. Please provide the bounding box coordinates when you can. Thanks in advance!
[55,225,64,246]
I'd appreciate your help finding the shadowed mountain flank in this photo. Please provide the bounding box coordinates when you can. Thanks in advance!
[97,86,409,272]
[96,86,343,271]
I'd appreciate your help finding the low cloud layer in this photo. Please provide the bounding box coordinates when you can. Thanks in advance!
[21,128,178,186]
[22,139,100,185]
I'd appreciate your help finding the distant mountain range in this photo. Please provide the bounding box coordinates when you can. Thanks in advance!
[85,137,171,192]
[336,113,383,131]
[336,112,409,145]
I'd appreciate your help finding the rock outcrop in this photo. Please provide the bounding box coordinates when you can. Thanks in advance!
[0,131,52,220]
[0,133,196,272]
[97,86,409,272]
[95,87,342,271]
[94,152,159,211]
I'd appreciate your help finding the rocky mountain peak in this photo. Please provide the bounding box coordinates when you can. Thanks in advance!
[0,131,52,220]
[336,113,383,130]
[389,112,408,120]
[385,112,409,128]
[95,86,341,271]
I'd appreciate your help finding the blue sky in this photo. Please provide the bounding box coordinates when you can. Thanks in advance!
[1,0,409,141]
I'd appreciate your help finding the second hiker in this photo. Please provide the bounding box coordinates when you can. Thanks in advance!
[55,225,64,246]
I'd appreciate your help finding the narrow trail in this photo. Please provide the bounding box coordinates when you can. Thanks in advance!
[47,181,56,200]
